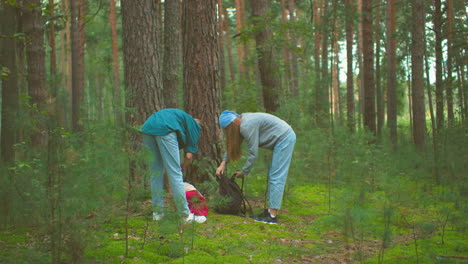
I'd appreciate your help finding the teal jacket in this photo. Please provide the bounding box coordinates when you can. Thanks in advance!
[141,109,201,153]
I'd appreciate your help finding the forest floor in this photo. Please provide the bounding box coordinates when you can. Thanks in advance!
[1,184,466,264]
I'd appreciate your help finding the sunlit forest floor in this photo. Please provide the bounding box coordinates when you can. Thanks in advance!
[1,184,466,264]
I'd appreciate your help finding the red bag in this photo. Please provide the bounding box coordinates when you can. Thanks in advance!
[184,183,209,216]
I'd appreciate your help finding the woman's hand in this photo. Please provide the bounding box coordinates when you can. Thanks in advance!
[215,161,226,177]
[181,152,193,172]
[233,171,244,178]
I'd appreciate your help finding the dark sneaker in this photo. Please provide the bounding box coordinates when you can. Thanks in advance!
[254,212,278,224]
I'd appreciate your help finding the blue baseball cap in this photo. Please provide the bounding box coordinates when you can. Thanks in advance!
[219,110,240,128]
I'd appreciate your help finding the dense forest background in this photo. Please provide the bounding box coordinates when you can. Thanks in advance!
[0,0,467,263]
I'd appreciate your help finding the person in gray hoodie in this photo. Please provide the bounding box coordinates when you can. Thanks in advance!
[215,110,296,224]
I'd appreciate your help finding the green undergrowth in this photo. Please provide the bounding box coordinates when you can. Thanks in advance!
[2,183,465,263]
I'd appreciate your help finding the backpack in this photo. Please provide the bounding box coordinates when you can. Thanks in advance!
[214,173,252,216]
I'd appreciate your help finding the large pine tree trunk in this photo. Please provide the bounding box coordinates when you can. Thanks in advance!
[122,0,163,122]
[411,0,427,152]
[0,2,19,163]
[386,0,398,147]
[163,0,181,108]
[182,0,223,183]
[23,0,49,146]
[121,0,163,182]
[250,0,281,113]
[345,0,355,132]
[362,0,376,135]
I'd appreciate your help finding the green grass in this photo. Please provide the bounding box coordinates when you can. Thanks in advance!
[2,183,465,263]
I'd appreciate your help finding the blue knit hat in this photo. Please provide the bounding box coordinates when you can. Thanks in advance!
[219,110,240,128]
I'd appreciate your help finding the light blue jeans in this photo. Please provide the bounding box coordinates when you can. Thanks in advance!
[142,132,190,216]
[268,129,296,209]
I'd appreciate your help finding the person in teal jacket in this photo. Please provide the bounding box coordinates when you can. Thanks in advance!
[141,109,205,223]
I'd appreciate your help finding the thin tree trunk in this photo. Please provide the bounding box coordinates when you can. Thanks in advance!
[375,0,383,137]
[62,0,72,126]
[407,54,413,132]
[362,0,376,135]
[49,0,57,96]
[425,39,440,184]
[109,0,122,124]
[163,0,181,108]
[345,0,355,133]
[332,39,340,122]
[434,0,444,131]
[313,0,325,126]
[456,62,467,123]
[0,2,19,163]
[386,0,397,147]
[70,0,85,132]
[280,0,291,94]
[446,0,454,126]
[235,0,245,77]
[288,0,299,97]
[224,9,235,82]
[320,2,330,128]
[411,0,427,152]
[217,0,226,92]
[357,0,364,129]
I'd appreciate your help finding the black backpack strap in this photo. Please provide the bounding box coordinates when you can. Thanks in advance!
[233,173,253,217]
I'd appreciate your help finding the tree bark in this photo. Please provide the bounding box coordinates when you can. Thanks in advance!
[70,0,85,132]
[386,0,398,147]
[122,0,163,183]
[446,0,454,126]
[182,0,223,183]
[345,0,355,133]
[411,0,427,152]
[375,0,383,137]
[223,9,235,83]
[320,2,330,128]
[163,0,181,108]
[280,0,291,94]
[434,0,444,131]
[362,0,376,135]
[217,0,226,92]
[250,0,281,113]
[0,2,19,163]
[235,0,245,76]
[109,0,122,124]
[288,0,299,97]
[332,1,340,122]
[23,0,49,146]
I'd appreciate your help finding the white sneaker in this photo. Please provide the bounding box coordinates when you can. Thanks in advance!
[194,215,207,223]
[185,213,195,223]
[153,212,164,221]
